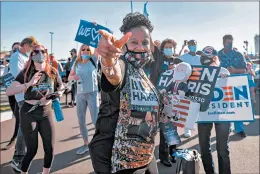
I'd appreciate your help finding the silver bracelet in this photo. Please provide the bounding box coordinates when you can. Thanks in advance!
[24,83,28,90]
[100,58,118,76]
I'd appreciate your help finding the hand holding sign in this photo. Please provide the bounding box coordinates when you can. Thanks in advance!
[75,20,112,48]
[97,30,132,59]
[227,66,235,74]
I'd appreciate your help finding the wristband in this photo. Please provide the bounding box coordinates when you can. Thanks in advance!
[100,58,118,76]
[24,83,28,90]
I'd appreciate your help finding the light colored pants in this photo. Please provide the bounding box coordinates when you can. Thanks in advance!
[76,92,99,143]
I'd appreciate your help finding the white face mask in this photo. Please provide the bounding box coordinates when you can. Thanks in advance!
[173,71,186,81]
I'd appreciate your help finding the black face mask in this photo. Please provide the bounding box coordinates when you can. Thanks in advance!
[200,56,214,66]
[124,45,151,69]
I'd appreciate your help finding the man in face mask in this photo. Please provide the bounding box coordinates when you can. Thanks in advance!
[180,39,201,66]
[179,39,201,138]
[8,37,38,172]
[218,34,247,138]
[70,48,77,67]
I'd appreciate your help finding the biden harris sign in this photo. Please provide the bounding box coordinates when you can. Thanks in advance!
[198,74,254,122]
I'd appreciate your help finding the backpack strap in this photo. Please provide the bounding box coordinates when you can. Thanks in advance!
[89,57,97,69]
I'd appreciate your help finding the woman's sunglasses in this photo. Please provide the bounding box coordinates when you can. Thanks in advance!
[32,49,47,55]
[81,48,90,52]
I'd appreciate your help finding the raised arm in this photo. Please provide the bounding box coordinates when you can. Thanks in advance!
[97,30,131,86]
[178,44,185,56]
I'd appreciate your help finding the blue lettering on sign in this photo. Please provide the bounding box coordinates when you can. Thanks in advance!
[212,85,248,102]
[234,86,248,100]
[210,85,250,109]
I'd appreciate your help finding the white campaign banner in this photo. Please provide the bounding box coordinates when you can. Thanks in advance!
[198,75,254,122]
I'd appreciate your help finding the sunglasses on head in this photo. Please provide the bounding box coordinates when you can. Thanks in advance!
[32,49,46,55]
[81,48,90,51]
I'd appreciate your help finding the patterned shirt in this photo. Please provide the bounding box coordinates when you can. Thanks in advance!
[218,49,246,69]
[111,63,160,173]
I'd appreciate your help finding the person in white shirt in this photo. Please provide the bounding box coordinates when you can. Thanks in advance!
[180,39,201,138]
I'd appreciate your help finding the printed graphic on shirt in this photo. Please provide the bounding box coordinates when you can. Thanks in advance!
[30,73,55,96]
[129,76,158,106]
[31,83,53,91]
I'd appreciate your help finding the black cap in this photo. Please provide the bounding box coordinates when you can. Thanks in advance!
[188,40,197,45]
[70,48,77,54]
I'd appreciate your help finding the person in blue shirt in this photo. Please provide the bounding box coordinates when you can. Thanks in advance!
[68,48,77,107]
[218,34,247,138]
[68,44,99,155]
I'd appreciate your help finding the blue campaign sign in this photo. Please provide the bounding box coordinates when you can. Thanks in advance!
[75,20,111,48]
[0,73,15,88]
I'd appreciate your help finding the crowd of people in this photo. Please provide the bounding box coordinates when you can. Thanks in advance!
[1,12,258,174]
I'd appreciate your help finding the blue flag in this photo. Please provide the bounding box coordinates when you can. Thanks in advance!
[130,0,133,13]
[143,1,149,19]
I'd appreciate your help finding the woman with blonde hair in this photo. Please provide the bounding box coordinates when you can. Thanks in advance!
[68,44,99,155]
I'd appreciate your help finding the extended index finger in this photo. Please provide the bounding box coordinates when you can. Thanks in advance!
[114,32,132,49]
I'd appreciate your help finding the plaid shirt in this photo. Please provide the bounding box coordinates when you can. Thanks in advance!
[218,49,246,69]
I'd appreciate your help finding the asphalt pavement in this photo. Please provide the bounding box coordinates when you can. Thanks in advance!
[0,94,259,174]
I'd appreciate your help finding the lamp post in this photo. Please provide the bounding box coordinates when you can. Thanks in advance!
[49,32,54,54]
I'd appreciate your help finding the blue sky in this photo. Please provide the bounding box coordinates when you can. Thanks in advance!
[1,1,259,60]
